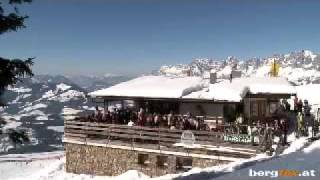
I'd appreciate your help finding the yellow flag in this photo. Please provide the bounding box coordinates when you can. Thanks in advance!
[270,59,279,77]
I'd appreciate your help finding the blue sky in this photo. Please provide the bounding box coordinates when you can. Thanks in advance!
[1,0,320,76]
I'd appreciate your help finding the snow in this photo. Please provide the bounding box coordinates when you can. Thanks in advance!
[56,83,71,91]
[22,104,48,112]
[159,65,190,77]
[42,90,55,99]
[157,137,309,180]
[82,106,95,111]
[208,79,249,102]
[61,108,83,116]
[8,87,32,93]
[217,66,232,78]
[222,77,296,95]
[182,88,212,100]
[185,139,316,180]
[47,126,64,133]
[45,90,85,102]
[9,94,32,104]
[92,76,295,102]
[304,50,317,60]
[40,89,85,102]
[185,77,296,102]
[0,152,147,180]
[303,139,320,154]
[281,137,308,155]
[280,67,320,85]
[89,76,204,99]
[296,84,320,114]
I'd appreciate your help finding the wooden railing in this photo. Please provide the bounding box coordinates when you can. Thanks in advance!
[64,120,259,159]
[64,120,225,146]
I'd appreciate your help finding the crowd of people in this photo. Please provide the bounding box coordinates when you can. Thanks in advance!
[84,106,207,131]
[250,97,316,153]
[78,96,317,152]
[294,98,315,137]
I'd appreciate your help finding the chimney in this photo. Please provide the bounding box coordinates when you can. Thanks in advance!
[231,70,242,79]
[210,72,217,84]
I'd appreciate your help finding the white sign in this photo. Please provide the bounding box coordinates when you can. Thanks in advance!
[181,130,195,146]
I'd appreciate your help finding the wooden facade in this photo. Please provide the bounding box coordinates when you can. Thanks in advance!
[244,93,295,124]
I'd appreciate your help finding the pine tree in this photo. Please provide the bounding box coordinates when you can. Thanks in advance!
[0,0,34,106]
[0,0,33,143]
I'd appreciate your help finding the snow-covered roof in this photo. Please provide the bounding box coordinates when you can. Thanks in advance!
[89,76,204,99]
[90,76,296,102]
[296,84,320,113]
[183,77,296,102]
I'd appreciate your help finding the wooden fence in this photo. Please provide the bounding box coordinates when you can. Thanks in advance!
[64,120,224,146]
[64,120,259,159]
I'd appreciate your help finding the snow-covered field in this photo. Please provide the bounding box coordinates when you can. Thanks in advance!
[0,136,316,180]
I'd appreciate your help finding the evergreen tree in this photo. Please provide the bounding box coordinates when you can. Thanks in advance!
[0,0,34,105]
[0,0,33,143]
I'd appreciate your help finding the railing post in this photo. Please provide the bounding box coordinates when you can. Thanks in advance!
[158,126,161,150]
[131,126,134,151]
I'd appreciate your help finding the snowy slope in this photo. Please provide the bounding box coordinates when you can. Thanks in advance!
[0,76,94,153]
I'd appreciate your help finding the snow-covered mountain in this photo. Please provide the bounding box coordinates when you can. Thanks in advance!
[0,74,134,153]
[0,73,137,153]
[159,50,320,85]
[0,75,94,153]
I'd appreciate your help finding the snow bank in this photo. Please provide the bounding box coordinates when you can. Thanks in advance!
[303,139,320,154]
[89,76,204,99]
[189,77,296,102]
[56,83,71,91]
[208,79,248,102]
[281,137,308,155]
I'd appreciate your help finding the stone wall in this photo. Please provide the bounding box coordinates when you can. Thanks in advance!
[192,157,228,168]
[65,143,228,177]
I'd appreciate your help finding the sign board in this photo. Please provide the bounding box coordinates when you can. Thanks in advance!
[181,130,195,146]
[223,134,252,144]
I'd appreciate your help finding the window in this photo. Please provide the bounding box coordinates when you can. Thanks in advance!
[156,155,168,168]
[138,154,149,165]
[176,157,192,172]
[250,100,267,117]
[269,102,278,114]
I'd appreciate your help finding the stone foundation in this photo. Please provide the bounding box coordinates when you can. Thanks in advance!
[65,143,229,177]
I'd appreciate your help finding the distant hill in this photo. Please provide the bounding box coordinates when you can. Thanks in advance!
[0,74,132,153]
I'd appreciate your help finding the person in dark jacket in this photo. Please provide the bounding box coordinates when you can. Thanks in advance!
[297,99,303,113]
[294,96,298,112]
[280,118,288,146]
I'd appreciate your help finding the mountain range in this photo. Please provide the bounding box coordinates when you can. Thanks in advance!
[0,74,133,153]
[159,49,320,85]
